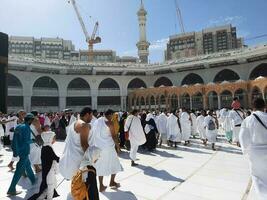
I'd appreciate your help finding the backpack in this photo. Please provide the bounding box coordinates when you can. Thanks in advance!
[71,168,96,200]
[208,119,216,130]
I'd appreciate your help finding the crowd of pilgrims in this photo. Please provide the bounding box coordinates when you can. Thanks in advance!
[0,97,267,200]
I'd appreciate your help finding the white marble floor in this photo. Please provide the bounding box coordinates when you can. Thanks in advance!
[0,137,254,200]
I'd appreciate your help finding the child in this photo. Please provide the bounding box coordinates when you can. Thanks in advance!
[28,131,59,200]
[80,146,101,200]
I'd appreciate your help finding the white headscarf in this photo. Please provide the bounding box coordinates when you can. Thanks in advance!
[80,146,101,169]
[145,113,155,134]
[41,131,56,147]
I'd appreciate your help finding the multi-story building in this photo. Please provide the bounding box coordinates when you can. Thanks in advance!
[9,36,138,63]
[165,24,245,60]
[78,50,117,63]
[9,36,75,60]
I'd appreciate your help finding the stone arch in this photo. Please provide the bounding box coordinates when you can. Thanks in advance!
[220,90,233,108]
[32,76,59,108]
[251,86,262,102]
[127,78,147,89]
[192,92,203,110]
[140,97,145,109]
[7,73,23,88]
[98,78,121,110]
[234,88,247,108]
[249,63,267,80]
[67,78,90,89]
[99,78,120,89]
[181,93,190,109]
[170,94,178,110]
[7,73,23,108]
[160,95,166,109]
[154,77,173,87]
[33,76,58,89]
[207,91,218,110]
[214,69,240,83]
[150,95,155,108]
[67,78,91,107]
[181,73,204,86]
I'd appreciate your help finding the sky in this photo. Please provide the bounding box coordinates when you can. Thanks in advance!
[1,0,267,63]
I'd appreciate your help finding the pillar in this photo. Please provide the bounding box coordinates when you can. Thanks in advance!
[190,96,193,110]
[177,96,181,108]
[91,96,98,110]
[203,95,207,110]
[121,96,127,111]
[59,96,66,111]
[23,96,31,112]
[218,94,221,109]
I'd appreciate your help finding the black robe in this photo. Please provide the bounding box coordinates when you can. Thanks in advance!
[85,166,99,200]
[28,146,60,200]
[145,118,158,151]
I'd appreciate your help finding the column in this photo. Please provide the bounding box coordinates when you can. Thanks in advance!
[218,94,221,109]
[190,96,193,110]
[203,95,208,110]
[177,96,181,108]
[23,96,31,112]
[59,96,66,111]
[91,95,98,110]
[120,96,127,111]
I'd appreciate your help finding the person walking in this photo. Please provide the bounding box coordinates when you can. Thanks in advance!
[94,109,123,192]
[240,98,267,200]
[7,113,36,196]
[59,107,93,180]
[125,110,146,166]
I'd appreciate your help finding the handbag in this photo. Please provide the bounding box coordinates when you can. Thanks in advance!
[125,116,134,141]
[31,130,44,147]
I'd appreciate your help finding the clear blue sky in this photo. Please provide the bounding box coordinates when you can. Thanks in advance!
[1,0,267,63]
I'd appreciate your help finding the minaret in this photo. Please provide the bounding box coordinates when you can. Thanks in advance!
[136,0,150,63]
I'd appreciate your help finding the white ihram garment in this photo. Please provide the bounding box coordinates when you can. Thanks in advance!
[125,115,146,161]
[166,114,181,142]
[190,113,197,136]
[157,113,168,144]
[94,117,123,176]
[240,111,267,200]
[204,115,217,143]
[196,115,206,139]
[181,112,191,141]
[229,109,244,142]
[59,122,85,180]
[29,124,41,165]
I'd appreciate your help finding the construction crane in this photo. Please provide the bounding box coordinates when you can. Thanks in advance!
[68,0,101,62]
[174,0,185,34]
[174,0,191,57]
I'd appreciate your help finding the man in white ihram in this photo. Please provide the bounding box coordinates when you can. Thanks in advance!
[239,98,267,200]
[157,110,168,146]
[124,110,146,166]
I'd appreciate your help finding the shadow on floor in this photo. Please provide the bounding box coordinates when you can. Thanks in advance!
[136,164,185,183]
[102,189,139,200]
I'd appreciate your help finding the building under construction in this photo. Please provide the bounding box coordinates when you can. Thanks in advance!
[165,24,245,61]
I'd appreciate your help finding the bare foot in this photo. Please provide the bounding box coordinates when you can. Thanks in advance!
[109,182,120,188]
[99,185,107,192]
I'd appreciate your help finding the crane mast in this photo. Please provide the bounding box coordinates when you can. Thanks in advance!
[69,0,101,62]
[174,0,190,57]
[70,0,90,41]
